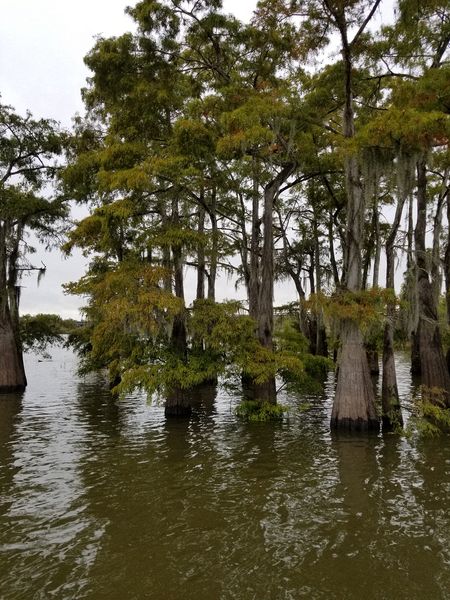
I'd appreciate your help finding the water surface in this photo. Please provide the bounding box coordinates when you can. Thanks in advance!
[0,347,449,599]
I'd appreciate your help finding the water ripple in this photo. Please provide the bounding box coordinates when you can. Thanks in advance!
[0,346,450,599]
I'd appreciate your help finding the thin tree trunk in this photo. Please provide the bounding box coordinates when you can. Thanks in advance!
[328,210,340,287]
[207,189,218,302]
[407,194,421,375]
[362,207,375,290]
[277,207,310,341]
[251,164,295,404]
[196,204,205,301]
[313,213,328,357]
[372,201,381,288]
[249,166,260,321]
[365,204,380,375]
[382,196,406,430]
[160,203,172,294]
[444,189,450,371]
[165,199,190,417]
[431,189,445,308]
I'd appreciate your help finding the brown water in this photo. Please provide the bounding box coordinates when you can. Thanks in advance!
[0,346,450,600]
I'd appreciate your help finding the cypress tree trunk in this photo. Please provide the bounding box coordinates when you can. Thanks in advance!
[253,179,278,404]
[330,25,378,431]
[444,191,450,371]
[407,194,421,376]
[196,204,206,301]
[361,205,376,290]
[313,213,328,357]
[365,206,380,374]
[415,157,450,405]
[328,208,341,288]
[165,251,190,416]
[0,223,26,393]
[331,319,379,431]
[250,164,295,404]
[366,347,380,376]
[7,225,27,385]
[160,204,172,294]
[248,168,260,321]
[276,205,311,345]
[372,201,381,288]
[165,200,190,417]
[207,189,218,302]
[381,196,406,430]
[431,191,445,309]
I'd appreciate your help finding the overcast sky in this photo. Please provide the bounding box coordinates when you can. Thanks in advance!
[0,0,261,318]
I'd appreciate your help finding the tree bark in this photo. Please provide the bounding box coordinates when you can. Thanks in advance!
[330,18,378,430]
[372,200,381,288]
[250,164,295,404]
[328,209,341,287]
[313,212,328,356]
[444,190,450,371]
[196,204,206,301]
[431,190,445,309]
[415,157,450,405]
[207,189,218,302]
[248,167,260,321]
[165,199,190,417]
[407,194,421,375]
[381,195,406,430]
[331,319,379,431]
[0,223,26,393]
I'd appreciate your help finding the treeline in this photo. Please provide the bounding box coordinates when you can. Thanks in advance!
[1,0,449,432]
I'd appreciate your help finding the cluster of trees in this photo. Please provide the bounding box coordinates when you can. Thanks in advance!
[0,105,65,392]
[1,0,450,432]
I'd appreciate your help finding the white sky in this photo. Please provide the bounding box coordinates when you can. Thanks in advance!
[0,0,259,318]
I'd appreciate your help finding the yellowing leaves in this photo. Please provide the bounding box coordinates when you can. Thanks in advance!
[356,108,450,153]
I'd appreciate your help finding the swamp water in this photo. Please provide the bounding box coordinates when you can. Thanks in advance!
[0,346,450,599]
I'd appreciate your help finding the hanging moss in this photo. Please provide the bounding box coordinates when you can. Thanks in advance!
[396,147,418,203]
[361,146,393,207]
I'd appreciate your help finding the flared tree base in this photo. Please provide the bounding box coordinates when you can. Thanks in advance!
[0,319,27,394]
[0,383,26,394]
[330,416,380,432]
[418,318,450,406]
[165,387,192,418]
[331,320,379,433]
[164,380,219,417]
[242,374,277,405]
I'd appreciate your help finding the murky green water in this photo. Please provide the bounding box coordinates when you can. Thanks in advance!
[1,347,450,599]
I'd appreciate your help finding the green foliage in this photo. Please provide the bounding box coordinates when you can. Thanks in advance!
[235,400,286,422]
[408,387,450,436]
[274,317,333,393]
[60,0,450,426]
[275,318,310,354]
[20,314,67,355]
[116,299,286,398]
[315,289,397,330]
[356,108,450,154]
